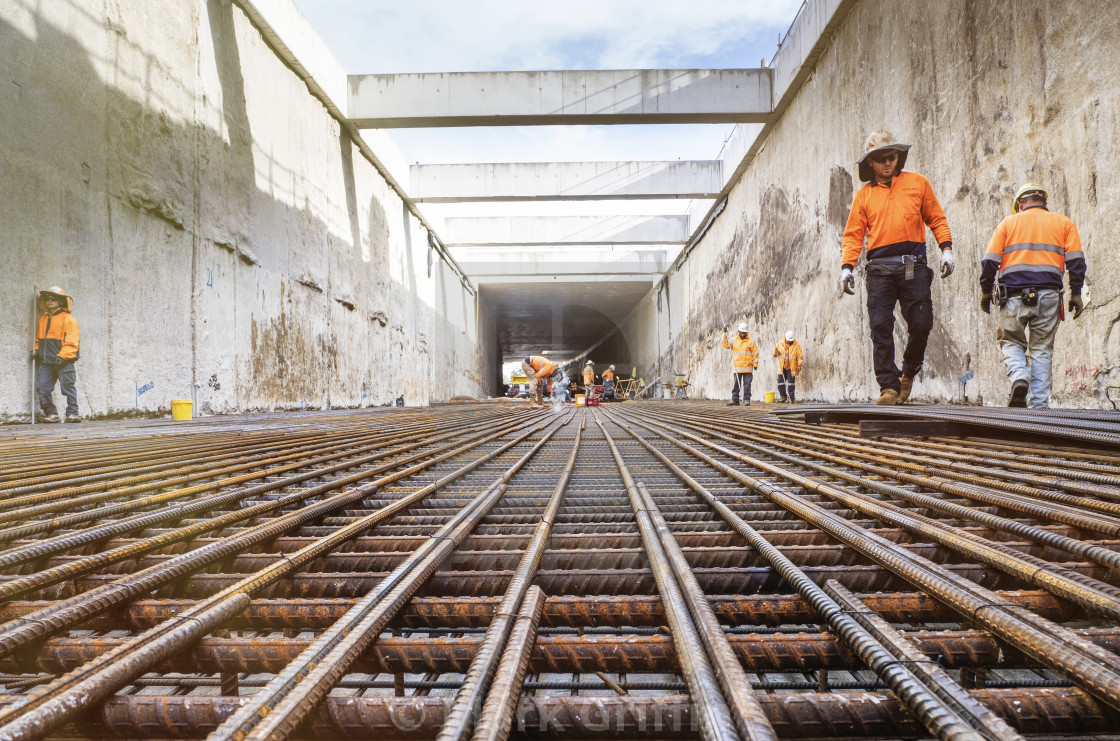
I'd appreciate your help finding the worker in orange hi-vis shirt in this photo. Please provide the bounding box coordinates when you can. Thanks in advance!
[980,183,1086,409]
[521,355,560,408]
[721,322,759,406]
[840,130,954,407]
[581,360,596,397]
[34,286,82,423]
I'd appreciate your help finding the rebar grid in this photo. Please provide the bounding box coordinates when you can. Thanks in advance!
[0,402,1118,740]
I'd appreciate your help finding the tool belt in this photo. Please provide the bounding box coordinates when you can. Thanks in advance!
[995,286,1056,308]
[869,254,925,280]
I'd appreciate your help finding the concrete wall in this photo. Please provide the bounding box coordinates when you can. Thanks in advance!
[0,0,480,420]
[641,0,1120,406]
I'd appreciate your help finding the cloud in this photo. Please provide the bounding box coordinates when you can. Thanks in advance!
[295,0,803,73]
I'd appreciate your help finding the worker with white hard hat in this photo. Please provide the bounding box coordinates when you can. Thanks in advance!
[840,129,954,406]
[601,364,616,400]
[34,286,82,423]
[981,182,1087,408]
[721,322,758,405]
[773,330,804,403]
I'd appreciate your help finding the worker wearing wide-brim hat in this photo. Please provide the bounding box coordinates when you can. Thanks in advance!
[582,360,596,395]
[840,129,954,406]
[34,286,81,423]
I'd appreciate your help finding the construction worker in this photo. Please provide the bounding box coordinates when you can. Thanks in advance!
[721,322,759,405]
[602,365,616,398]
[582,360,596,399]
[522,355,560,408]
[981,183,1086,408]
[773,331,803,402]
[841,130,953,405]
[33,286,81,423]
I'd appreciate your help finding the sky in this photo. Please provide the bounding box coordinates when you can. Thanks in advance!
[291,0,803,218]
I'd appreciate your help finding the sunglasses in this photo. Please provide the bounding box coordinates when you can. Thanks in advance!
[869,151,900,164]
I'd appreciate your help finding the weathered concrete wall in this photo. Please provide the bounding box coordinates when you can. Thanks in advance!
[644,0,1120,406]
[0,0,480,420]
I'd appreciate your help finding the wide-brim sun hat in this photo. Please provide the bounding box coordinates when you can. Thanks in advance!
[39,286,73,312]
[857,130,911,182]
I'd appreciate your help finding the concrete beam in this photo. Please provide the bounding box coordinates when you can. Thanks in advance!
[441,216,689,246]
[410,161,723,202]
[347,70,772,128]
[471,274,662,284]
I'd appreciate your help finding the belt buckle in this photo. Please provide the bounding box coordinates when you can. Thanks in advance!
[903,255,915,281]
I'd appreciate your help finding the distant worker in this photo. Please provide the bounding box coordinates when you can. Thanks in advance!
[582,360,595,398]
[773,331,804,403]
[840,130,953,406]
[555,372,571,403]
[981,183,1086,408]
[522,355,561,408]
[602,364,616,398]
[34,286,81,423]
[721,322,759,406]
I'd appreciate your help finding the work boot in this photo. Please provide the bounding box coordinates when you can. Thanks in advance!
[1008,380,1028,408]
[743,400,751,406]
[899,375,914,403]
[778,396,789,403]
[726,401,739,406]
[876,388,900,406]
[66,415,82,423]
[42,413,60,423]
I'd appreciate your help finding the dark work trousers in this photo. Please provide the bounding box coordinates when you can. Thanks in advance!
[730,372,753,403]
[777,369,796,400]
[37,361,79,417]
[866,262,934,392]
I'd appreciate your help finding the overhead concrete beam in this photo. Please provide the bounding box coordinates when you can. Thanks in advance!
[470,274,662,284]
[347,69,772,128]
[441,216,689,246]
[410,161,723,202]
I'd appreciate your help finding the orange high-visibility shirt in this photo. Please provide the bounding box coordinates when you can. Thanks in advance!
[981,206,1084,292]
[841,171,951,268]
[773,339,803,376]
[721,333,758,372]
[528,356,558,378]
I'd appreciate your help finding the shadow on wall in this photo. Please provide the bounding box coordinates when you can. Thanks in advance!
[0,2,473,419]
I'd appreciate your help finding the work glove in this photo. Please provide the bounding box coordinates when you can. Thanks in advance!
[30,350,37,360]
[940,249,955,278]
[1070,294,1084,319]
[839,267,855,295]
[980,292,992,314]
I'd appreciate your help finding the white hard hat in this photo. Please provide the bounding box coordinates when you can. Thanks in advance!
[737,322,748,333]
[586,360,592,365]
[609,365,615,370]
[785,331,795,342]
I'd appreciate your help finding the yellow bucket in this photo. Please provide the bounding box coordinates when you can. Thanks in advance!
[575,394,586,406]
[764,391,776,403]
[171,400,193,421]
